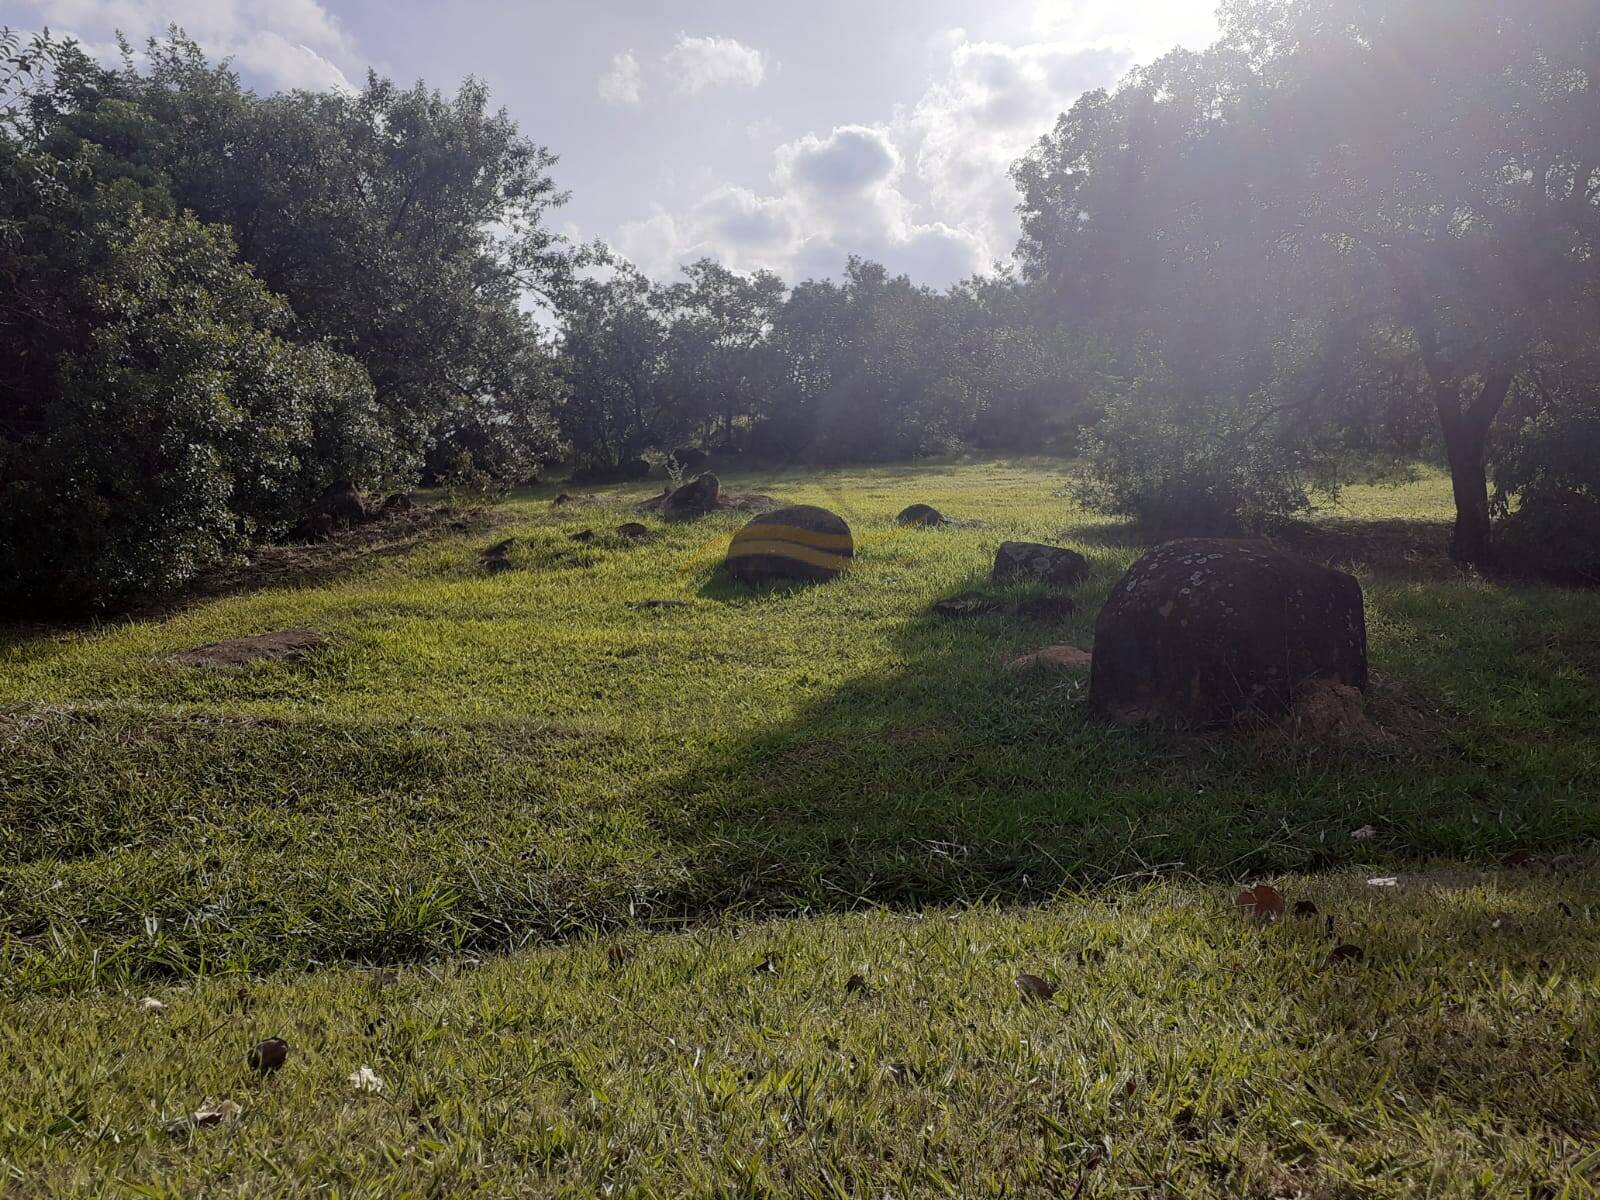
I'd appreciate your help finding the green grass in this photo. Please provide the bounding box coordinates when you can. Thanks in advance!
[1,459,1597,1194]
[3,874,1597,1196]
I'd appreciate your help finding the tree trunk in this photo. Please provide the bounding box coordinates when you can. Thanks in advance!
[1435,368,1513,566]
[1442,415,1493,564]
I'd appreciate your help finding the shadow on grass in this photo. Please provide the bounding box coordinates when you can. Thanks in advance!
[0,504,500,653]
[642,560,1600,924]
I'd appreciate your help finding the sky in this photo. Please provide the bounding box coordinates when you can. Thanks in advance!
[7,0,1221,288]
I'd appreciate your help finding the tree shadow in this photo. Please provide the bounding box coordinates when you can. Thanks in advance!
[639,560,1600,924]
[0,505,499,653]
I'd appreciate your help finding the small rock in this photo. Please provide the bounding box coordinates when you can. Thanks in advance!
[991,542,1089,588]
[897,504,948,527]
[931,592,1003,619]
[247,1037,289,1075]
[661,473,720,519]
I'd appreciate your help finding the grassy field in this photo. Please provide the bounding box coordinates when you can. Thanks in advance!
[2,459,1598,1195]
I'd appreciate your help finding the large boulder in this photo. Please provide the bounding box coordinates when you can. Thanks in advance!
[726,505,853,585]
[991,542,1089,588]
[662,472,720,519]
[1090,538,1367,725]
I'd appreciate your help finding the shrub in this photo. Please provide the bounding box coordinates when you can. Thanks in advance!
[1074,373,1316,537]
[0,148,404,612]
[1491,369,1600,582]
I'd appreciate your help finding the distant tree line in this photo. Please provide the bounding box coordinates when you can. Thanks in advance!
[3,0,1597,612]
[551,254,1083,473]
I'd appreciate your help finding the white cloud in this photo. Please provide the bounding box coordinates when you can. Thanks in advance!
[17,0,358,92]
[897,36,1131,273]
[598,50,642,106]
[616,123,986,287]
[663,34,767,94]
[1031,0,1220,58]
[613,5,1217,287]
[775,124,900,195]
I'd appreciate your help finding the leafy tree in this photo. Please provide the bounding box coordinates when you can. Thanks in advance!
[0,133,400,611]
[1017,0,1600,562]
[661,260,787,451]
[37,33,568,473]
[553,261,675,468]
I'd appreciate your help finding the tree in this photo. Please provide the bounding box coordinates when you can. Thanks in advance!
[661,260,787,451]
[0,134,401,611]
[1017,0,1600,562]
[553,261,675,467]
[37,33,570,473]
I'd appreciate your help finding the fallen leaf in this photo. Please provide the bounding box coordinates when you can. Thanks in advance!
[1350,825,1377,840]
[348,1064,385,1094]
[191,1099,242,1127]
[138,997,166,1013]
[1015,973,1057,1003]
[1233,884,1286,920]
[1322,944,1364,967]
[247,1037,289,1075]
[1292,900,1319,918]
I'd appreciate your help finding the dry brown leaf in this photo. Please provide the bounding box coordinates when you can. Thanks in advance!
[247,1037,289,1075]
[1233,884,1286,920]
[191,1099,242,1128]
[1015,973,1057,1003]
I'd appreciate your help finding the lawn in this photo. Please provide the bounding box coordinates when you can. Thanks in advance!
[1,459,1597,1195]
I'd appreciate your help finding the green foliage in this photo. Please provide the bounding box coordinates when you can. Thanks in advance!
[39,32,568,474]
[0,137,402,611]
[1491,362,1600,581]
[1076,393,1311,538]
[1016,0,1600,559]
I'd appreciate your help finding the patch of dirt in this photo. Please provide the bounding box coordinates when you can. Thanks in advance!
[203,504,500,601]
[169,629,334,668]
[1006,645,1093,671]
[1285,680,1390,747]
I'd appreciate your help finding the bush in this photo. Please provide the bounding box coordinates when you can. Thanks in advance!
[1074,374,1316,537]
[1492,369,1600,582]
[0,149,405,612]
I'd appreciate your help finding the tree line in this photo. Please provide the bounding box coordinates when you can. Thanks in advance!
[3,0,1597,612]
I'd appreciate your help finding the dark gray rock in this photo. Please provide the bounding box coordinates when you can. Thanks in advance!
[991,542,1089,588]
[1090,538,1367,725]
[897,504,947,527]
